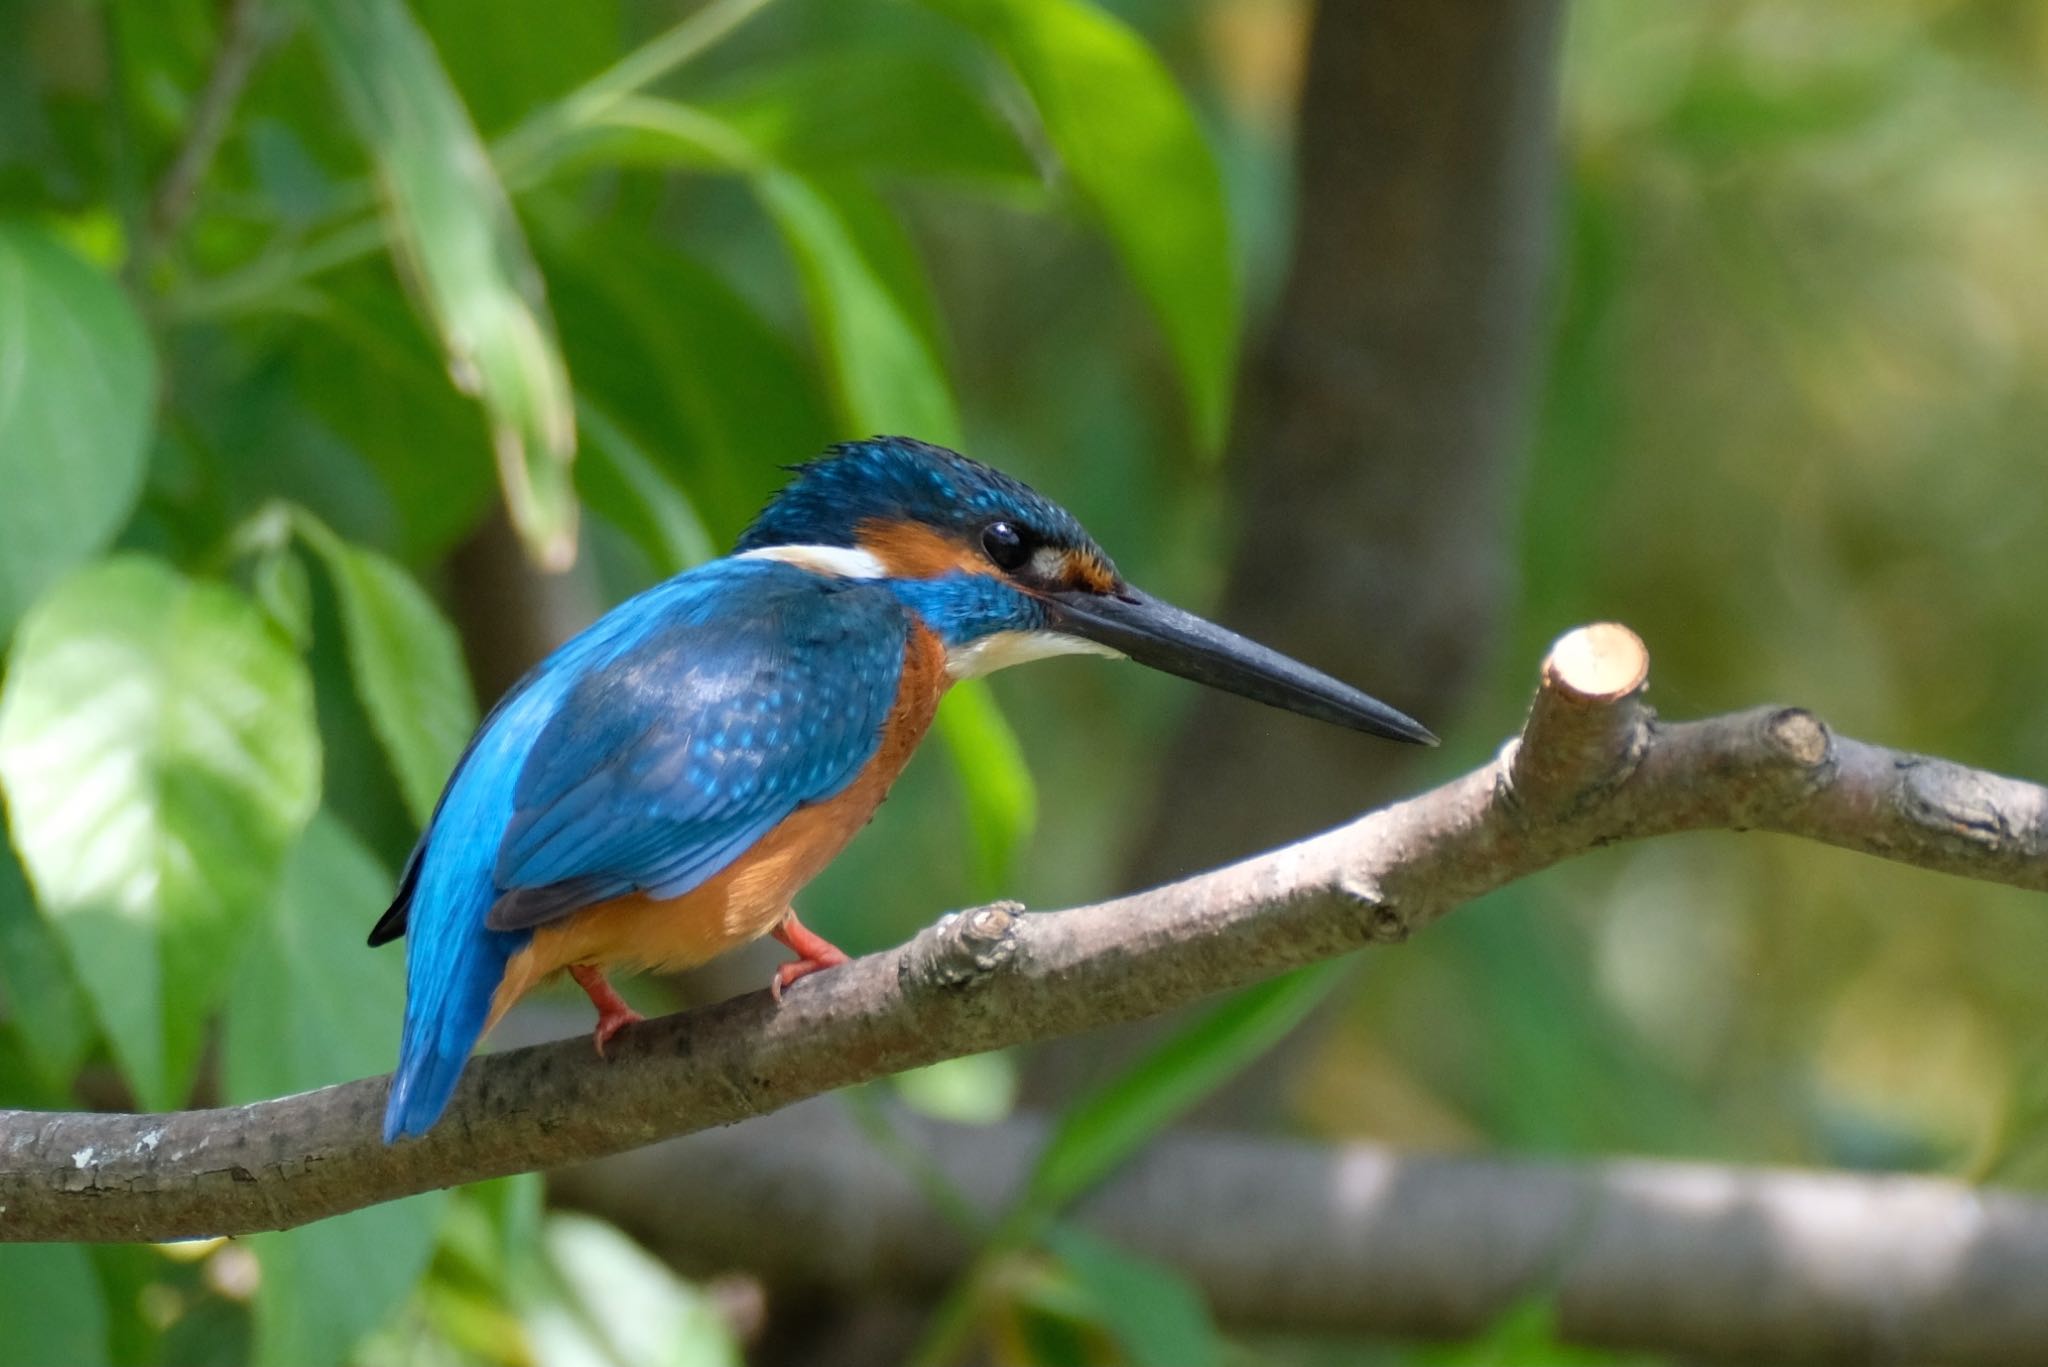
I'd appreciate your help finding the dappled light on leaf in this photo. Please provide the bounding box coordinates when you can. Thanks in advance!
[0,558,319,1107]
[296,516,479,827]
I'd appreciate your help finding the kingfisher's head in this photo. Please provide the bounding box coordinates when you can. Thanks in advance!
[735,437,1435,745]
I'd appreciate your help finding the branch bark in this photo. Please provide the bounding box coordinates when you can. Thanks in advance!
[554,1098,2048,1367]
[3,624,2044,1244]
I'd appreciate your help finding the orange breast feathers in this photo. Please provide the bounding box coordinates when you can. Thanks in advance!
[487,625,951,1027]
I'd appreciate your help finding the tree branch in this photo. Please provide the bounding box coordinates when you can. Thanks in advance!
[140,0,275,266]
[553,1099,2048,1367]
[3,624,2043,1243]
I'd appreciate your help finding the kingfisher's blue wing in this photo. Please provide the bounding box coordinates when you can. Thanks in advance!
[483,565,911,932]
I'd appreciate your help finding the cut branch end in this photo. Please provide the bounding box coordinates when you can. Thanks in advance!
[1509,622,1653,812]
[1544,622,1648,702]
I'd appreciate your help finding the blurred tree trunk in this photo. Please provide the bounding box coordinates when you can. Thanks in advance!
[1030,0,1564,1105]
[446,507,601,704]
[1137,0,1562,878]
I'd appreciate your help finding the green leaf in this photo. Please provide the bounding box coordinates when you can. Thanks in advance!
[593,99,962,445]
[399,1175,550,1366]
[252,544,315,650]
[224,814,408,1097]
[415,0,620,134]
[705,44,1038,187]
[923,0,1239,449]
[541,223,834,543]
[296,515,478,827]
[1415,1292,1650,1366]
[1027,961,1346,1212]
[0,1243,108,1367]
[226,814,447,1367]
[935,681,1036,894]
[893,1051,1019,1126]
[0,223,156,636]
[756,164,961,443]
[285,284,500,563]
[915,968,1341,1367]
[303,0,580,568]
[577,399,719,575]
[1045,1227,1221,1367]
[813,172,951,358]
[530,1213,741,1367]
[0,557,321,1106]
[0,841,96,1091]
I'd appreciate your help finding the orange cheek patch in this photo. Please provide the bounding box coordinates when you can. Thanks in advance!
[1061,551,1118,594]
[857,518,988,578]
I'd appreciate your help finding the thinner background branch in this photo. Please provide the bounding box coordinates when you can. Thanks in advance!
[139,0,275,270]
[556,1096,2048,1367]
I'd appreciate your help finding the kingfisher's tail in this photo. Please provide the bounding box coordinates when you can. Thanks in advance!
[375,640,567,1142]
[384,912,514,1142]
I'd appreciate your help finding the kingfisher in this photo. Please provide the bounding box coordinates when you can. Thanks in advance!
[370,437,1434,1140]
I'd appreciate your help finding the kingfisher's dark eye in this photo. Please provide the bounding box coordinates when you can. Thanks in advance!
[980,520,1030,571]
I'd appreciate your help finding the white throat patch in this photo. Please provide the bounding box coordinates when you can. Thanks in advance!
[738,544,886,579]
[945,630,1122,680]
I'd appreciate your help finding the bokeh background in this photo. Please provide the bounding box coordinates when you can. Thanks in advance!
[3,0,2047,1362]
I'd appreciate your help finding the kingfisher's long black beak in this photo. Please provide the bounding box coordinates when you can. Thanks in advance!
[1043,585,1438,746]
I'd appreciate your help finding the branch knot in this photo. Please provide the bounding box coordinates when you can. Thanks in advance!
[1762,707,1834,775]
[1897,757,2023,851]
[899,902,1023,993]
[1338,874,1409,943]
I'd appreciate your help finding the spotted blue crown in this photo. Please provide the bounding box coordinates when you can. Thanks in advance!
[735,437,1103,560]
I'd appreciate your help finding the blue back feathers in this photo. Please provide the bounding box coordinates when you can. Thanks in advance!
[488,570,909,927]
[382,560,911,1140]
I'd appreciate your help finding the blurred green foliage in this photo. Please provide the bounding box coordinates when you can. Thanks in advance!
[0,0,1243,1359]
[2,0,2046,1363]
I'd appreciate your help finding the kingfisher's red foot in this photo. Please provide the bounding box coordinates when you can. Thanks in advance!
[769,913,850,1002]
[570,964,644,1056]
